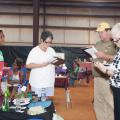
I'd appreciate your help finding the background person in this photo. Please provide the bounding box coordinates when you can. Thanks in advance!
[69,59,79,87]
[93,22,116,120]
[26,31,56,99]
[0,30,5,96]
[8,62,23,100]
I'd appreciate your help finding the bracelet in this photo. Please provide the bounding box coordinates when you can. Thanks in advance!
[105,69,108,74]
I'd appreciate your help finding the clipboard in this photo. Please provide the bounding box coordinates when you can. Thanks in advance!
[50,57,64,66]
[84,46,98,59]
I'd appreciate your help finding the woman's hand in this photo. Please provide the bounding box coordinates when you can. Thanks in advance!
[41,62,50,67]
[94,61,106,73]
[94,61,115,76]
[106,69,114,76]
[26,62,50,69]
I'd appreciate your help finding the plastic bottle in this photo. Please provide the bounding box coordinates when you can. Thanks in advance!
[21,80,29,92]
[2,91,9,112]
[15,84,21,112]
[41,88,47,101]
[17,84,21,95]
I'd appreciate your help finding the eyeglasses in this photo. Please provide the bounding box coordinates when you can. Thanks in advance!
[113,38,120,43]
[44,41,52,44]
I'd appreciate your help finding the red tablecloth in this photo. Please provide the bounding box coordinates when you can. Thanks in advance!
[79,62,92,72]
[78,62,93,83]
[55,76,69,89]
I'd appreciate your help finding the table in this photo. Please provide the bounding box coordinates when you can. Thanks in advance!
[55,76,69,90]
[0,97,55,120]
[79,62,93,83]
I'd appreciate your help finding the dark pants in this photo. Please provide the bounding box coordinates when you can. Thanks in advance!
[111,86,120,120]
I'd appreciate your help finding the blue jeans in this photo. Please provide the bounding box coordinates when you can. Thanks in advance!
[69,76,77,86]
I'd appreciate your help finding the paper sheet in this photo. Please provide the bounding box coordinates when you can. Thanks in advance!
[85,46,98,59]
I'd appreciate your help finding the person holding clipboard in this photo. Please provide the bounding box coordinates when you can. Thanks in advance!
[26,31,57,99]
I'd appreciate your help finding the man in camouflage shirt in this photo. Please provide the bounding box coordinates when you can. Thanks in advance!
[93,22,116,120]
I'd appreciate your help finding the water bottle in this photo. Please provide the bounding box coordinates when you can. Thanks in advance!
[15,85,21,112]
[17,84,21,95]
[21,80,29,92]
[2,91,9,112]
[41,88,47,101]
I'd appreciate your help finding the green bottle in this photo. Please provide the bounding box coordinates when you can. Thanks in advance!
[6,87,10,97]
[2,91,9,112]
[27,92,32,101]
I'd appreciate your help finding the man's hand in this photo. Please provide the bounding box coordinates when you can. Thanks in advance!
[95,51,106,59]
[95,51,113,61]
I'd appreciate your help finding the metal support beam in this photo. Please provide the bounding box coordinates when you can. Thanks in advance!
[43,0,46,32]
[33,0,39,47]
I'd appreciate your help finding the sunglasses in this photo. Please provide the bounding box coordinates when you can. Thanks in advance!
[113,38,120,43]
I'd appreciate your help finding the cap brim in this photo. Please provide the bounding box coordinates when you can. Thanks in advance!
[96,27,106,32]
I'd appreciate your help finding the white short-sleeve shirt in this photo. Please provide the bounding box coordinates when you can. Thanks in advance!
[26,46,56,88]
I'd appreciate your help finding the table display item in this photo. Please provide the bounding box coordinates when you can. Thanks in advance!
[41,88,47,102]
[2,91,9,112]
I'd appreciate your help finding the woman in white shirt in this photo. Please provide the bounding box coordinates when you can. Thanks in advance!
[26,31,56,98]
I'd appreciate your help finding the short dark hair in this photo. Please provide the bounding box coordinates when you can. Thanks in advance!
[14,57,23,69]
[40,31,53,42]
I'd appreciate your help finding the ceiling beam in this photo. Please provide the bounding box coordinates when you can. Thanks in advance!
[0,0,119,8]
[43,1,120,8]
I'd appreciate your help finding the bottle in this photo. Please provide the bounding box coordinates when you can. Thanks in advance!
[2,75,8,95]
[6,87,10,97]
[21,80,29,92]
[41,88,47,101]
[18,84,25,98]
[2,90,9,112]
[27,92,32,101]
[17,84,21,95]
[15,85,21,112]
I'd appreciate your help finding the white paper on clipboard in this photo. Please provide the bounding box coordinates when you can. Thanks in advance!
[85,46,98,59]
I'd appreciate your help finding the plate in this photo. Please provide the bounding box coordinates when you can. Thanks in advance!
[13,98,30,106]
[28,100,52,108]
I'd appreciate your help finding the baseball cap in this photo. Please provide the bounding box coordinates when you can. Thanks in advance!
[96,22,110,32]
